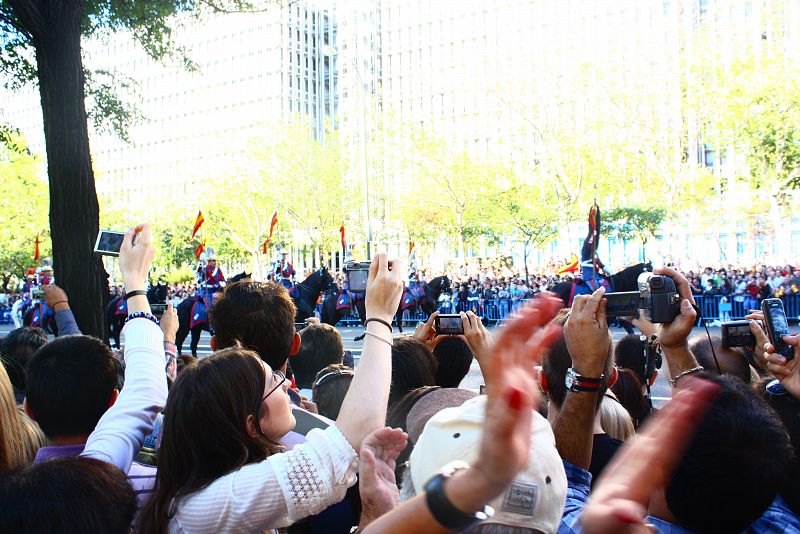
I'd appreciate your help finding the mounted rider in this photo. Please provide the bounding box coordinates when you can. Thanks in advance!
[198,247,226,292]
[275,251,296,291]
[579,203,609,291]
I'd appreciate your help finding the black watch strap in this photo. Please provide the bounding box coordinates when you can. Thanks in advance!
[125,289,147,301]
[424,472,488,531]
[569,383,603,392]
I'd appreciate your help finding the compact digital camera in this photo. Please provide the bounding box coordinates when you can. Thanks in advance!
[344,261,371,292]
[637,273,681,323]
[721,320,756,348]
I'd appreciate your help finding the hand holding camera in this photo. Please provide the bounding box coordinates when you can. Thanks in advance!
[42,284,69,312]
[764,334,800,399]
[565,287,610,378]
[364,254,403,325]
[651,267,696,350]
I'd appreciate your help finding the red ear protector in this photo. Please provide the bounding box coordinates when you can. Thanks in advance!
[609,365,618,389]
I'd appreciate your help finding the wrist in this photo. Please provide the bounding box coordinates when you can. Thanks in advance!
[52,301,70,312]
[163,335,176,344]
[571,362,605,378]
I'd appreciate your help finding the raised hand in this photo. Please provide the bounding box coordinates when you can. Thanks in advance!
[653,267,697,350]
[365,253,404,324]
[764,335,800,399]
[358,427,408,527]
[580,379,719,534]
[461,310,493,369]
[119,224,154,292]
[42,283,69,312]
[565,287,609,377]
[160,301,178,343]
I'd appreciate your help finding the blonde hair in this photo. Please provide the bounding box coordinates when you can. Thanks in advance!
[0,364,38,473]
[599,394,635,442]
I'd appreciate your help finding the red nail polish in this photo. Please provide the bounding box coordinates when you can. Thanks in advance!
[507,388,523,410]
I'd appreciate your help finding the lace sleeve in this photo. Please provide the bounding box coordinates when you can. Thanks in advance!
[271,424,358,523]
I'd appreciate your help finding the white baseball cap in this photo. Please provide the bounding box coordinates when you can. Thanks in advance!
[410,395,567,534]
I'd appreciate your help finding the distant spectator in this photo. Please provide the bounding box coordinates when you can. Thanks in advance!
[312,364,354,420]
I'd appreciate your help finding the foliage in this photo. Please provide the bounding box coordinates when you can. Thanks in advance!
[0,137,49,278]
[604,207,666,246]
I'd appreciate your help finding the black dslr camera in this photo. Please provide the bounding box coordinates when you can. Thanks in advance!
[637,273,681,323]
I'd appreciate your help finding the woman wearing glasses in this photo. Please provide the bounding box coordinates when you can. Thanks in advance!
[140,255,405,533]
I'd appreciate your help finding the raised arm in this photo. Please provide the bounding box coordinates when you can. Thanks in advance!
[652,267,701,389]
[43,283,81,336]
[555,288,610,469]
[81,224,167,473]
[336,253,404,451]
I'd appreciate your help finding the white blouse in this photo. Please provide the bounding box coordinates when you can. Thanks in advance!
[169,425,358,533]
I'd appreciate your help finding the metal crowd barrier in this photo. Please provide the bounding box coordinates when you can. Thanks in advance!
[328,294,800,327]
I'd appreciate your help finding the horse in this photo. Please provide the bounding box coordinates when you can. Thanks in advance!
[394,276,451,333]
[105,283,171,349]
[321,275,452,337]
[550,261,652,315]
[22,301,58,335]
[291,267,335,323]
[175,271,250,358]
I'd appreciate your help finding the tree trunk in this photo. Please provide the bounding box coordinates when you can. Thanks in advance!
[32,1,108,338]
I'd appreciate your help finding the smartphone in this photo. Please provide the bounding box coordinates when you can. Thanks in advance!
[603,291,640,318]
[294,322,307,332]
[345,262,371,292]
[435,313,464,335]
[31,287,46,300]
[761,298,794,361]
[94,230,126,257]
[721,320,756,348]
[150,303,167,318]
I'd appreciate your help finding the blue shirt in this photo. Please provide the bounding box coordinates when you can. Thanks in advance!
[559,460,800,534]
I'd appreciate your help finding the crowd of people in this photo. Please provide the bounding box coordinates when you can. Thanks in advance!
[0,224,799,533]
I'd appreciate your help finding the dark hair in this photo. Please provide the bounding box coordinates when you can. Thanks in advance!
[542,311,613,409]
[0,327,48,395]
[385,386,441,483]
[25,336,117,439]
[140,348,283,534]
[432,337,473,388]
[292,324,344,388]
[389,338,438,408]
[312,364,354,420]
[211,280,297,370]
[666,375,792,532]
[613,334,647,383]
[610,368,649,427]
[688,335,751,383]
[0,456,136,533]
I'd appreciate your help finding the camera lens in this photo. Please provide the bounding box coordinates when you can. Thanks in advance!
[651,278,662,288]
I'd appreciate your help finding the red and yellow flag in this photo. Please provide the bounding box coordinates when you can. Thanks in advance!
[190,211,205,240]
[340,225,346,249]
[408,241,415,256]
[195,241,205,260]
[556,253,580,275]
[33,235,40,262]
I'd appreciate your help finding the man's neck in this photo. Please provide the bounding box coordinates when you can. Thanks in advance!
[49,434,90,447]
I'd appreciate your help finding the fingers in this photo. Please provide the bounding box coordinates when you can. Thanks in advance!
[749,320,769,345]
[582,286,605,317]
[654,266,695,305]
[167,301,173,311]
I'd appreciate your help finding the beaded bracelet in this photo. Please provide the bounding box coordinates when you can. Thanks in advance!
[125,311,160,327]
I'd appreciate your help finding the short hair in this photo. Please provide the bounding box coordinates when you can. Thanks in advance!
[292,324,344,388]
[688,335,751,383]
[1,327,48,395]
[666,375,792,532]
[25,336,117,439]
[389,338,438,407]
[0,457,136,533]
[311,364,354,420]
[211,280,297,370]
[432,337,473,388]
[613,334,646,383]
[541,311,613,410]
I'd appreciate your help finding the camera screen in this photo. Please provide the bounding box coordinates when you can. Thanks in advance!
[95,231,125,256]
[347,269,369,292]
[728,325,751,337]
[604,292,640,317]
[438,315,464,334]
[32,288,45,300]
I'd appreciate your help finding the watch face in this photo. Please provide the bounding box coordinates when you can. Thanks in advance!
[565,368,576,389]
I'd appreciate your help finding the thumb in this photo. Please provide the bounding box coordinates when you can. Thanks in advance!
[680,299,695,318]
[360,447,377,480]
[749,320,769,345]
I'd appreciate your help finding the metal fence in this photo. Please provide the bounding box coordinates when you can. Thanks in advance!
[329,293,800,327]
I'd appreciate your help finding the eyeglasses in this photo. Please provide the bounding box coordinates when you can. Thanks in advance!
[262,369,287,402]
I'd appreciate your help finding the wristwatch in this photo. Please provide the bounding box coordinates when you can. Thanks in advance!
[565,367,604,392]
[424,461,494,531]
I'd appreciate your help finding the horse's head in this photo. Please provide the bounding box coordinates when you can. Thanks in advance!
[430,276,451,295]
[229,271,251,284]
[318,267,334,291]
[611,262,652,292]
